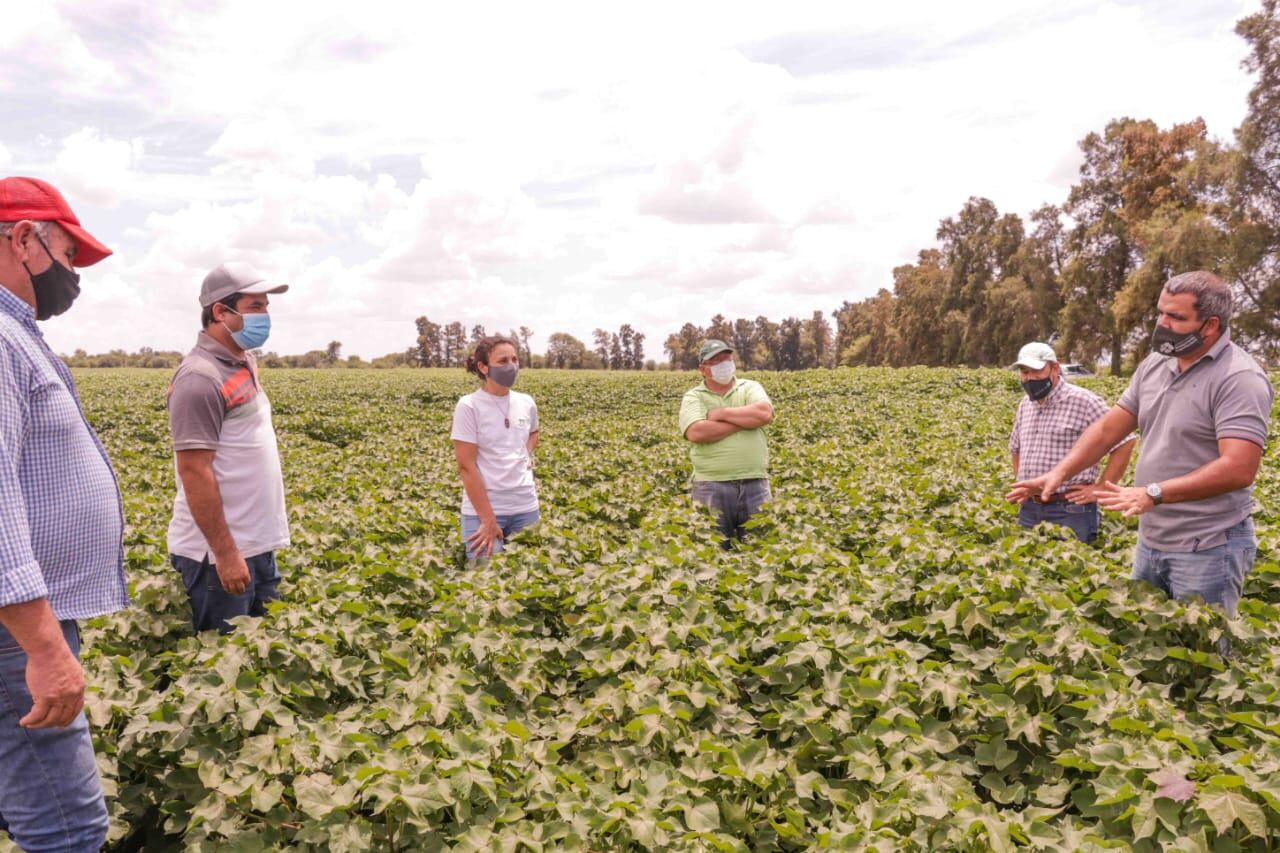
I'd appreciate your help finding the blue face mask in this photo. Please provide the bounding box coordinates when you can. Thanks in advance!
[224,308,271,350]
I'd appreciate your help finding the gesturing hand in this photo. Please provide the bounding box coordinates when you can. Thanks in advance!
[1064,484,1101,505]
[1006,470,1064,504]
[1095,480,1154,517]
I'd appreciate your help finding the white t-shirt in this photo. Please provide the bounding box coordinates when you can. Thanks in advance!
[451,389,540,516]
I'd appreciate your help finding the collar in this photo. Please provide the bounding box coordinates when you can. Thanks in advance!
[0,285,37,327]
[195,331,248,366]
[1164,331,1231,375]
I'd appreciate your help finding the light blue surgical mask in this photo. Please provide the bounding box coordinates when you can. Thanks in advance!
[223,308,271,350]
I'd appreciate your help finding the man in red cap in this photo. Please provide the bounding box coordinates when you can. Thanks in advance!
[0,177,124,851]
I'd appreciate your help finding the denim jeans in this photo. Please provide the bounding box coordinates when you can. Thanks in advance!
[691,478,772,548]
[170,551,282,633]
[461,510,541,560]
[1133,517,1256,617]
[1017,499,1099,544]
[0,620,108,853]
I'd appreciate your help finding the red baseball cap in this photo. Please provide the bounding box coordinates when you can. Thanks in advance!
[0,177,112,267]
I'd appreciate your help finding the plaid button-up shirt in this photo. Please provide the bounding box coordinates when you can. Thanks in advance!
[0,286,128,620]
[1009,379,1132,493]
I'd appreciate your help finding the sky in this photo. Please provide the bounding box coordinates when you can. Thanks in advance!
[0,0,1261,360]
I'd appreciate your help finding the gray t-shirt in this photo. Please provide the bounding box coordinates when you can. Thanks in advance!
[1117,334,1273,552]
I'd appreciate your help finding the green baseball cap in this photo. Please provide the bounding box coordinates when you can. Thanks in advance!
[698,339,734,363]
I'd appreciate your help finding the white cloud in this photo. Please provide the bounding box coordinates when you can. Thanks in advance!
[6,0,1257,359]
[52,128,142,208]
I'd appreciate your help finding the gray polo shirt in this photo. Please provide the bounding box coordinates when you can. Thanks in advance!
[1117,333,1273,552]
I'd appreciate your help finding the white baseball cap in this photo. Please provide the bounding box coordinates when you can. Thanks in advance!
[1012,342,1058,370]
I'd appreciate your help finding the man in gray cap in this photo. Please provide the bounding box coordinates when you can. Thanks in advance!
[679,339,775,546]
[1005,341,1135,543]
[166,262,290,632]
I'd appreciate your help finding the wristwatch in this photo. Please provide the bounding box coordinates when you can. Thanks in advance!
[1145,482,1164,506]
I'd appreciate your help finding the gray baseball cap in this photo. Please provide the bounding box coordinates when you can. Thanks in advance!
[199,262,289,307]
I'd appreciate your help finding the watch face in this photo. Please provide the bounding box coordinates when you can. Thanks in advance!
[1146,483,1162,499]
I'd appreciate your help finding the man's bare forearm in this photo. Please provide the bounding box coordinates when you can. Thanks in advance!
[0,599,68,657]
[686,420,741,443]
[178,463,238,559]
[1052,409,1136,481]
[711,403,774,429]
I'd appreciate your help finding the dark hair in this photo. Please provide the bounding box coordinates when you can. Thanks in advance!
[465,335,518,379]
[201,293,244,329]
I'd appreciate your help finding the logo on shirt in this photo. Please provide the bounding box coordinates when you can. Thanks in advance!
[515,416,531,429]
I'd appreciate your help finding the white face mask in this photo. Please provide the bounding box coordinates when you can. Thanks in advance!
[709,358,736,383]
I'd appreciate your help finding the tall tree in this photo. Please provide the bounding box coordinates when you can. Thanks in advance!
[632,330,646,368]
[592,328,612,368]
[890,250,948,365]
[444,321,467,367]
[1061,117,1217,372]
[753,316,780,369]
[618,324,635,369]
[935,197,1025,365]
[833,290,900,366]
[518,326,535,366]
[803,310,832,368]
[546,332,587,368]
[665,322,703,369]
[707,313,733,342]
[777,317,804,370]
[414,316,442,367]
[609,333,624,370]
[731,318,756,369]
[1232,0,1280,355]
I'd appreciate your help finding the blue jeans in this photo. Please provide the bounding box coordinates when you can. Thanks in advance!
[1017,499,1099,543]
[691,478,772,548]
[171,551,282,633]
[0,620,108,853]
[1133,517,1256,617]
[461,510,541,560]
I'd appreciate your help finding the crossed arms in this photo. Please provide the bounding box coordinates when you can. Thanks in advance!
[685,401,775,443]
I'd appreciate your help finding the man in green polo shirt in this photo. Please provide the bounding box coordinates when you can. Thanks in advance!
[679,339,775,547]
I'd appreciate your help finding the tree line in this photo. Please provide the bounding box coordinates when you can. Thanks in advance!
[830,4,1278,372]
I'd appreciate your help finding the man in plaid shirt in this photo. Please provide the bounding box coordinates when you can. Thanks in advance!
[0,178,126,851]
[1005,342,1135,543]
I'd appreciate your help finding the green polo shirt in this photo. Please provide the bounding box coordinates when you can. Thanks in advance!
[678,378,771,481]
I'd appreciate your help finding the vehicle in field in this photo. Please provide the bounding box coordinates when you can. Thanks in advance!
[1061,362,1094,381]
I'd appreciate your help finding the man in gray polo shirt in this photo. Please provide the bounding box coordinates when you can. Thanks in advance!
[1010,271,1273,623]
[167,262,290,632]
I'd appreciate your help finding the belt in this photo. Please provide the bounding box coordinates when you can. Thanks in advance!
[1030,493,1069,504]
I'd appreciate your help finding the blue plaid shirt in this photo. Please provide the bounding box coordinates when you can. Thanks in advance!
[0,287,128,620]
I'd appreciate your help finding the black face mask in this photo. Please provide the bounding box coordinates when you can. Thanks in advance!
[1021,376,1054,401]
[1151,320,1209,357]
[22,233,81,321]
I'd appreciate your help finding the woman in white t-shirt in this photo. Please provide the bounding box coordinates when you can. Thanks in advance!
[451,335,540,559]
